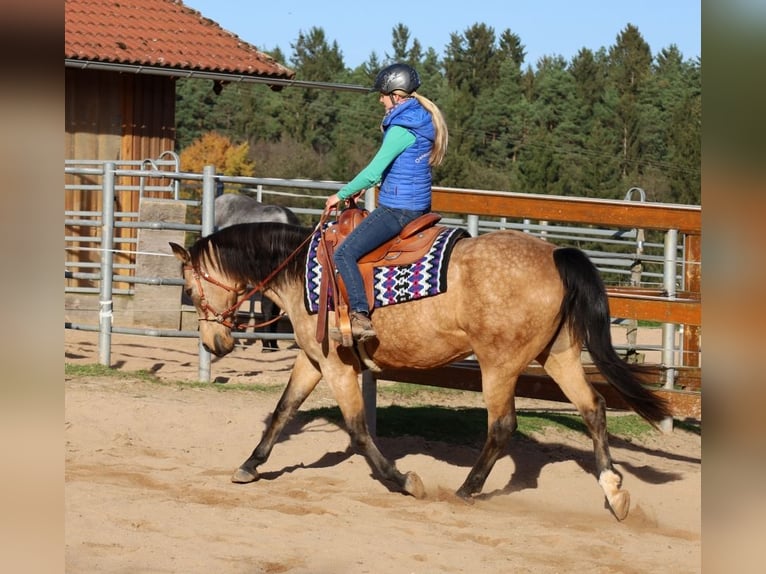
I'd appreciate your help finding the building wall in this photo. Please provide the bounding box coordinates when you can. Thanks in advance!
[65,68,177,286]
[65,68,176,163]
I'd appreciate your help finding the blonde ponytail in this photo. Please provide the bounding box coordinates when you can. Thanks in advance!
[411,92,448,166]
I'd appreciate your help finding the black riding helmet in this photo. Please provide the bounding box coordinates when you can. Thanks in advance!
[372,63,421,95]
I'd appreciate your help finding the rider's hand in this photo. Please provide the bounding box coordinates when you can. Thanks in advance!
[325,193,343,212]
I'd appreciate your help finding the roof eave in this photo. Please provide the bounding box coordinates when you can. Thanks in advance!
[65,59,370,93]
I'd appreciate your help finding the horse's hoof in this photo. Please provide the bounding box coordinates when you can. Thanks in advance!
[404,472,425,499]
[231,467,259,484]
[599,469,630,520]
[608,490,631,521]
[455,489,476,505]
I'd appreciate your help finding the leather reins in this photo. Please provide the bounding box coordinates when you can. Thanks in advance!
[187,215,329,331]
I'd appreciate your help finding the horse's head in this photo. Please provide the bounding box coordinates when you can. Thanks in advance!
[170,242,243,357]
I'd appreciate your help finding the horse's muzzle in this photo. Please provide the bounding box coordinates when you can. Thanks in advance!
[204,333,233,357]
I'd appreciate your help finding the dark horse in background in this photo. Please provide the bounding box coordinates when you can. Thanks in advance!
[171,220,669,520]
[213,193,299,351]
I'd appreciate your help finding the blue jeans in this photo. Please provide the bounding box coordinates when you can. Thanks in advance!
[333,205,428,314]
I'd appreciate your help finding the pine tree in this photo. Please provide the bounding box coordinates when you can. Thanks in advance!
[175,79,219,150]
[607,24,653,181]
[281,27,346,155]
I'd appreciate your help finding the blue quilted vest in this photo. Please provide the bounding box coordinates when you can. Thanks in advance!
[378,98,435,211]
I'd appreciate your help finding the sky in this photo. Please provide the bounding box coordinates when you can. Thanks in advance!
[182,0,701,70]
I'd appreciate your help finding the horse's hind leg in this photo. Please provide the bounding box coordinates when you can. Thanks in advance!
[456,369,518,500]
[232,350,322,483]
[539,340,630,520]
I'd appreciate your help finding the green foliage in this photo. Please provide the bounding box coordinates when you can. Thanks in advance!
[65,363,160,382]
[174,22,700,205]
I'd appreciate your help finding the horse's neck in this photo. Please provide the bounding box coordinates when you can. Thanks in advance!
[262,282,303,319]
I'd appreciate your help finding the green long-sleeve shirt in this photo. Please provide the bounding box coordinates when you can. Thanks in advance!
[337,126,416,200]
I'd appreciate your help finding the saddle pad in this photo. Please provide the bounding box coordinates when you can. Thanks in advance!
[304,223,468,313]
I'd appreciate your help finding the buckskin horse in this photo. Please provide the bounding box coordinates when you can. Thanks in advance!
[170,214,669,520]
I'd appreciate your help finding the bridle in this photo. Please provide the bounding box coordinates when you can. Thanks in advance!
[186,266,250,330]
[186,220,324,331]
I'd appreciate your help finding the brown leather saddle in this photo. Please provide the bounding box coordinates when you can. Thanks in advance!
[315,206,445,346]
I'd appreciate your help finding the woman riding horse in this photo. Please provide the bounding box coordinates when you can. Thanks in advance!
[171,218,669,521]
[324,63,448,343]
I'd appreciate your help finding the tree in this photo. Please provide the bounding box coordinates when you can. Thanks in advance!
[235,84,290,145]
[290,27,345,80]
[463,59,524,170]
[608,24,653,180]
[390,23,409,62]
[177,132,256,226]
[388,23,423,66]
[498,30,526,68]
[519,56,581,195]
[444,23,501,97]
[175,79,219,151]
[570,48,606,112]
[579,116,623,197]
[657,51,701,203]
[179,132,255,176]
[282,27,346,154]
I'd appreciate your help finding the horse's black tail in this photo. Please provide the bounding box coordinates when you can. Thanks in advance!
[553,247,671,424]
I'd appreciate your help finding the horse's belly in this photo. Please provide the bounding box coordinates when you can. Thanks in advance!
[369,295,473,369]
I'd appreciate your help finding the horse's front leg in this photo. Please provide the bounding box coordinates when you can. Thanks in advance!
[232,350,322,483]
[327,364,425,499]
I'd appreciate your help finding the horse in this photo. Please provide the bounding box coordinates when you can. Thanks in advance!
[170,220,670,520]
[214,193,299,351]
[214,193,299,228]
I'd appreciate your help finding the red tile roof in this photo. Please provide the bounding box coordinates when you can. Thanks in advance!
[65,0,295,79]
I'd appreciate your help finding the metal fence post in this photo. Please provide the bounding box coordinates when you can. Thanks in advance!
[197,165,216,382]
[624,188,647,363]
[660,229,679,433]
[98,162,116,365]
[363,187,375,212]
[466,214,479,237]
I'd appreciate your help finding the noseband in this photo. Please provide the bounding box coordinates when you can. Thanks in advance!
[187,266,249,330]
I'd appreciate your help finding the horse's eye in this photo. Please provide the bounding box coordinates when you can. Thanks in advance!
[184,288,192,297]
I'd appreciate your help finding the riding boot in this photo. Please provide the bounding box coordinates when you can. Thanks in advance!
[349,311,377,341]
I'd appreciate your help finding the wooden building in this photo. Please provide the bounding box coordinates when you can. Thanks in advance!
[65,0,294,164]
[64,0,295,287]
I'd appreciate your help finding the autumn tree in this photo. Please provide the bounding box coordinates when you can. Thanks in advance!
[179,132,255,176]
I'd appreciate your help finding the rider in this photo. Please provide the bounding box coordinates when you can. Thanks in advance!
[324,63,449,343]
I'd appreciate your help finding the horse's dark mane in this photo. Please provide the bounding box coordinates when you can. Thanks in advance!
[189,222,312,286]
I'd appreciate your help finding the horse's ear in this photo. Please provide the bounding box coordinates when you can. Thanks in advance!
[169,242,190,265]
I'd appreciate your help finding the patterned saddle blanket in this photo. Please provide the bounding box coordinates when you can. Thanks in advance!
[304,218,468,313]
